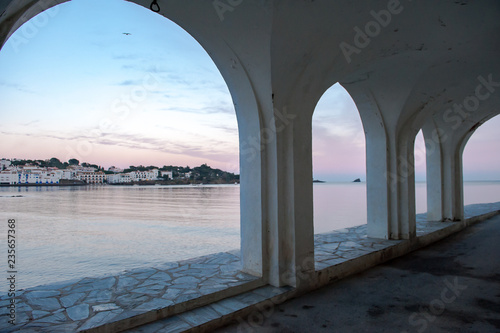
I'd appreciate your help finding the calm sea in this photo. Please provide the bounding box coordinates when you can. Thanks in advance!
[0,181,499,290]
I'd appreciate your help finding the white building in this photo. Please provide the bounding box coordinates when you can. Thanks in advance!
[106,173,132,184]
[161,170,173,180]
[130,169,159,181]
[0,166,62,184]
[76,171,105,184]
[67,165,97,173]
[0,170,17,184]
[108,166,124,173]
[62,170,74,180]
[0,159,11,170]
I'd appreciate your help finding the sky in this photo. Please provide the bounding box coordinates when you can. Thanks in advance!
[0,0,498,181]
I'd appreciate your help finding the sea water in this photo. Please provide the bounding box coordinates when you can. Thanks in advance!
[0,181,498,290]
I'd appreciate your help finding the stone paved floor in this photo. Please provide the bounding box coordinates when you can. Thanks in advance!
[313,220,459,271]
[2,202,499,332]
[0,251,260,332]
[314,202,500,271]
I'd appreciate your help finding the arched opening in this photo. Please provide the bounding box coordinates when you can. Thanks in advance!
[0,0,241,290]
[312,83,366,234]
[414,130,427,218]
[462,115,500,205]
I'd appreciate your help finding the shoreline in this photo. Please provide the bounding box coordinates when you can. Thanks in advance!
[0,183,88,187]
[0,181,240,187]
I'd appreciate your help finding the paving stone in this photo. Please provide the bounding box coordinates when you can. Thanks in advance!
[117,276,140,290]
[0,320,18,332]
[134,298,174,312]
[35,311,67,324]
[199,287,228,295]
[116,293,150,308]
[136,278,167,288]
[129,269,157,280]
[85,289,112,303]
[175,292,201,303]
[66,304,90,321]
[178,305,220,326]
[60,292,86,308]
[92,303,120,312]
[162,288,183,300]
[70,284,96,293]
[216,297,248,312]
[132,286,165,296]
[167,283,199,290]
[15,301,32,312]
[154,262,179,270]
[44,322,80,332]
[0,299,11,306]
[92,277,116,289]
[210,302,235,316]
[78,310,123,331]
[149,271,172,282]
[28,297,61,311]
[127,320,174,332]
[199,283,226,290]
[31,309,50,319]
[152,316,192,333]
[169,266,190,274]
[25,290,60,300]
[190,264,220,270]
[340,241,362,248]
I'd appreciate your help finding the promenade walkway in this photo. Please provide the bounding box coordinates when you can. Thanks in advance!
[216,208,500,332]
[1,203,499,332]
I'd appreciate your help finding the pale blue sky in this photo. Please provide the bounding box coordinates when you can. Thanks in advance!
[0,0,498,181]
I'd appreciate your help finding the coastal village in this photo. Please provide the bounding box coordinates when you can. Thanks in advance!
[0,158,239,185]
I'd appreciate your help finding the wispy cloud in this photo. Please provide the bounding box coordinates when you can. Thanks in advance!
[0,81,35,94]
[21,120,41,126]
[0,130,237,164]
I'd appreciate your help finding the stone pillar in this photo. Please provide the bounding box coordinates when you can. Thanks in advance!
[261,104,315,288]
[422,122,444,221]
[422,121,464,222]
[348,89,417,240]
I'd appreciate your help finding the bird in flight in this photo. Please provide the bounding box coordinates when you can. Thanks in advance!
[123,32,131,35]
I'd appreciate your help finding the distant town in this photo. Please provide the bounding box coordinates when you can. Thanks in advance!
[0,158,239,186]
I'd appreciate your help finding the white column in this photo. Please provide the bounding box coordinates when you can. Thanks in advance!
[262,105,315,288]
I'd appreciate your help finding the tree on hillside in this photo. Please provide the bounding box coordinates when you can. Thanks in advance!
[68,158,79,165]
[12,160,26,166]
[48,157,64,169]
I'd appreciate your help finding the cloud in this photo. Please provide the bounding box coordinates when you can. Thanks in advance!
[0,129,237,165]
[212,124,238,134]
[112,53,143,61]
[116,79,141,86]
[21,120,41,126]
[0,81,35,94]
